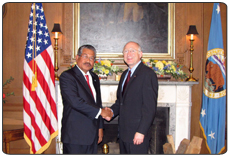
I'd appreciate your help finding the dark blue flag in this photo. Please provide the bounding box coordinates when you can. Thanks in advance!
[199,3,226,154]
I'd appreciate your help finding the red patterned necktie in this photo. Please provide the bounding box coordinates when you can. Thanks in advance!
[85,75,94,98]
[122,70,131,96]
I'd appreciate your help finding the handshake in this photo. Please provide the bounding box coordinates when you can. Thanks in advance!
[100,107,113,121]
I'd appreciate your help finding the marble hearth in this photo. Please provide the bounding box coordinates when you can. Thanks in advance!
[55,80,198,154]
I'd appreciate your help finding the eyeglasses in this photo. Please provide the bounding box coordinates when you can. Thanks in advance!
[79,54,95,61]
[123,48,140,54]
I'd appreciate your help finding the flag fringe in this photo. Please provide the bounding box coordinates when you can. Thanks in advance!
[199,122,225,154]
[24,132,33,153]
[199,121,211,154]
[24,130,58,154]
[218,146,226,154]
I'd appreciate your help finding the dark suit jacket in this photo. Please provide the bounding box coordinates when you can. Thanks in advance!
[59,66,103,145]
[111,62,158,143]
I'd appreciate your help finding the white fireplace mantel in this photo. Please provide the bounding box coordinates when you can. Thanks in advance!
[55,80,198,153]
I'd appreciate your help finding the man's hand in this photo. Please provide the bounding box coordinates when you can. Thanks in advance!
[101,107,113,121]
[133,132,145,145]
[98,128,103,144]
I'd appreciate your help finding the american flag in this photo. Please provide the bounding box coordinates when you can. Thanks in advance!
[23,3,58,154]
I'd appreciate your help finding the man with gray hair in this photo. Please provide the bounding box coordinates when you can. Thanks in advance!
[106,41,158,154]
[60,44,112,154]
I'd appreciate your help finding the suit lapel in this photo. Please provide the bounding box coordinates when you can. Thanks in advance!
[122,62,143,98]
[120,69,128,86]
[119,69,128,99]
[73,66,95,101]
[90,72,97,89]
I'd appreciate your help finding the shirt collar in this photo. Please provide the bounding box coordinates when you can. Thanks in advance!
[76,65,90,76]
[128,60,141,75]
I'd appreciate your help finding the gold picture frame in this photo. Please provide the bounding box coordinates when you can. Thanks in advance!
[73,3,175,60]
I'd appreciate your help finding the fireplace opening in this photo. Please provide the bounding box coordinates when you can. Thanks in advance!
[98,122,119,154]
[98,107,169,154]
[149,107,169,154]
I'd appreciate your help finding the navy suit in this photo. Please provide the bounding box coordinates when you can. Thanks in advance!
[59,66,103,153]
[111,62,158,153]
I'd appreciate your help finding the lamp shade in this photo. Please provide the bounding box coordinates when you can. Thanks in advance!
[51,23,62,34]
[186,25,198,35]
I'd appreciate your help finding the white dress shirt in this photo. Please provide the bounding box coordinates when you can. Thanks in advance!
[76,65,101,119]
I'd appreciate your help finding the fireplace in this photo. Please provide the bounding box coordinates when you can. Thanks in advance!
[55,80,198,154]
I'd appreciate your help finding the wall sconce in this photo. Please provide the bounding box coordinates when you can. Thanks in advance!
[186,25,198,82]
[51,23,62,80]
